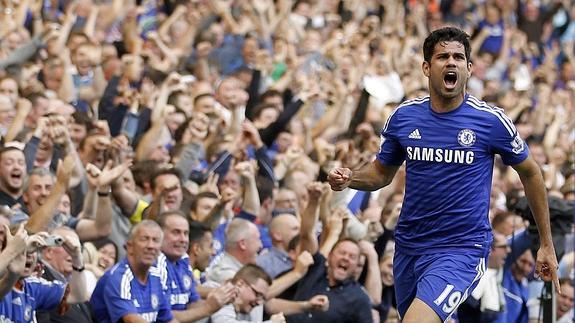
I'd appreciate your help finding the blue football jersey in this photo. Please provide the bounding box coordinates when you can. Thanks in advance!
[0,277,66,323]
[154,253,200,311]
[90,258,173,323]
[378,94,528,255]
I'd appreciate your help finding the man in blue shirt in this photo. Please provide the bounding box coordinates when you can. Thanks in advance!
[0,239,67,323]
[0,225,90,323]
[90,220,176,323]
[154,211,236,322]
[328,26,560,323]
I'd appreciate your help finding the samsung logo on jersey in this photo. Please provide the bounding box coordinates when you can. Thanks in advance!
[407,147,474,164]
[141,312,158,321]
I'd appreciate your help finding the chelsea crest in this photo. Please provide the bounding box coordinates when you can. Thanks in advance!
[458,129,476,147]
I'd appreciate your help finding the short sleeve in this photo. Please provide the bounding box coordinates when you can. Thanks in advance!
[129,199,149,224]
[377,113,405,166]
[25,278,66,311]
[488,112,529,165]
[103,273,139,323]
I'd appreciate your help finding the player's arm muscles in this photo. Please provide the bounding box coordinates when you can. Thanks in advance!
[349,160,400,191]
[512,156,553,247]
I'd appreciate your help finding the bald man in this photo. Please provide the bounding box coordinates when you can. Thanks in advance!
[256,214,301,278]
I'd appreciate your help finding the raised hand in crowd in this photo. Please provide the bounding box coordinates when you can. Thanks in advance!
[205,282,238,312]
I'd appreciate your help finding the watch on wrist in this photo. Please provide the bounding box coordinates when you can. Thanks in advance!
[72,265,85,272]
[98,188,111,197]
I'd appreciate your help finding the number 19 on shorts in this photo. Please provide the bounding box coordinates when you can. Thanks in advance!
[434,284,462,313]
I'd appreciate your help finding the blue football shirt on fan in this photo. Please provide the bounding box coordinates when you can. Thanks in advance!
[90,259,173,323]
[378,94,529,256]
[154,253,200,311]
[0,277,66,323]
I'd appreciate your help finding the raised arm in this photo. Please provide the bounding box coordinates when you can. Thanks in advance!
[319,207,346,257]
[25,155,74,234]
[266,251,314,298]
[358,240,382,306]
[61,233,89,304]
[4,99,32,142]
[299,182,323,254]
[0,224,27,278]
[76,161,131,241]
[235,161,260,216]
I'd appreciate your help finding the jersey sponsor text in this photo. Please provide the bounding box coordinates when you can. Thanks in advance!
[406,146,474,164]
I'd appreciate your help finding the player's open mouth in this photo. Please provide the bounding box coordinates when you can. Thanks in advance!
[443,71,457,90]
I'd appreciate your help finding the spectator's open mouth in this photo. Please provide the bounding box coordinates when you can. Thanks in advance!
[10,171,22,182]
[443,71,457,90]
[334,261,349,277]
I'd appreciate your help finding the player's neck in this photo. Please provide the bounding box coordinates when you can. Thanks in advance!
[429,92,466,113]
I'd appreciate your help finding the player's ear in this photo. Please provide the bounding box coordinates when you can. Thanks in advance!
[422,61,430,77]
[467,61,473,78]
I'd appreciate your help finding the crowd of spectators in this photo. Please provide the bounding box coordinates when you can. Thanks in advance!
[0,0,573,322]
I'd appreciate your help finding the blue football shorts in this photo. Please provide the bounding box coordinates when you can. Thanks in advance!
[394,250,488,322]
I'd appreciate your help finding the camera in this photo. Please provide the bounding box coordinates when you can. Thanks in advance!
[45,235,64,247]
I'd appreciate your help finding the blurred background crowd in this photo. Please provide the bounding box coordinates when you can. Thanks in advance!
[0,0,573,322]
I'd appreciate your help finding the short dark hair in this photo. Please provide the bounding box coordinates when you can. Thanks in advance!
[78,132,103,151]
[190,192,219,213]
[189,221,211,244]
[330,238,360,255]
[256,175,274,204]
[71,111,94,129]
[156,210,187,228]
[0,146,24,161]
[132,160,159,190]
[250,103,279,121]
[150,167,182,191]
[193,93,214,105]
[92,238,119,263]
[232,264,272,286]
[491,211,515,231]
[67,32,90,45]
[260,89,282,103]
[167,91,185,107]
[25,92,47,107]
[423,27,471,63]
